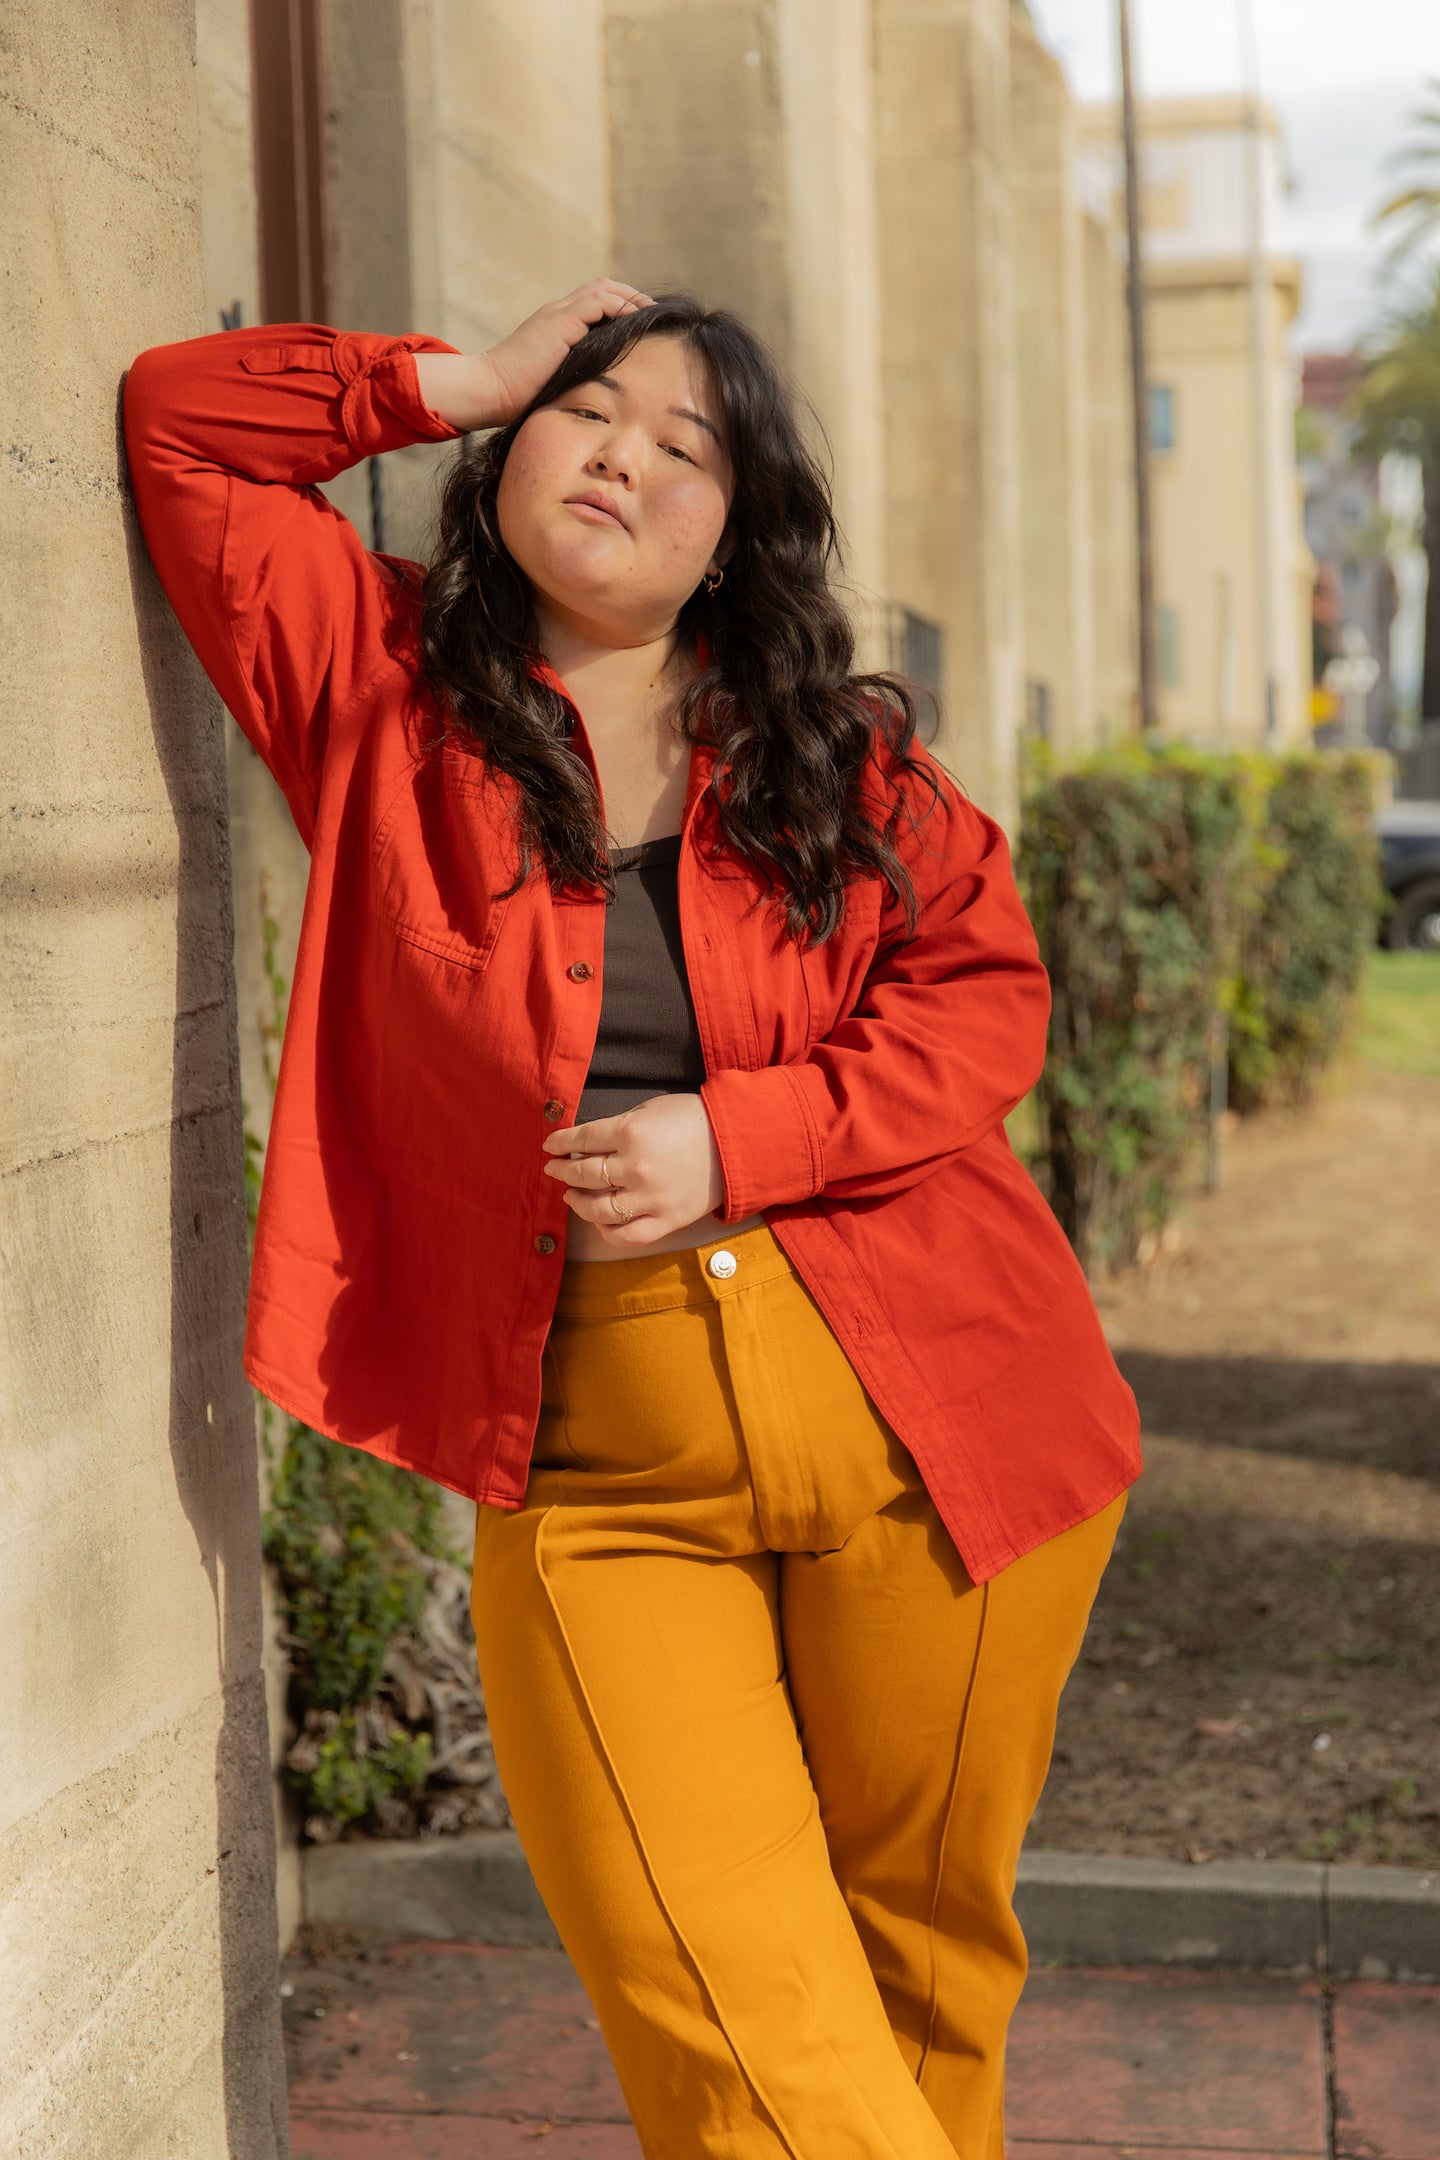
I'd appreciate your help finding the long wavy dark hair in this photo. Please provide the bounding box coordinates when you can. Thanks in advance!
[417,292,941,944]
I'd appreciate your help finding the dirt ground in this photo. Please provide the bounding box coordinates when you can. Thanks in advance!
[1029,1041,1440,1869]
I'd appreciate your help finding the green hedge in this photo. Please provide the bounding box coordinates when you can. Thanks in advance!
[1017,743,1381,1272]
[1017,744,1252,1271]
[1228,754,1381,1111]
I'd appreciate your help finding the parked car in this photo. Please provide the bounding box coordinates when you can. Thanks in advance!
[1375,800,1440,951]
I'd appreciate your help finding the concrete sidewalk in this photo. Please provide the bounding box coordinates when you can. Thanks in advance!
[282,1933,1440,2159]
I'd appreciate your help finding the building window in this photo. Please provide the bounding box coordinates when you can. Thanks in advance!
[1025,679,1053,742]
[1148,383,1176,454]
[886,606,944,701]
[1156,604,1180,688]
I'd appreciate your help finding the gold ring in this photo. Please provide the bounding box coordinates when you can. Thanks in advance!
[599,1154,616,1189]
[609,1191,634,1224]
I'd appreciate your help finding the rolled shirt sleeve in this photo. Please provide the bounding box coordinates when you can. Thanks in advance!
[122,323,462,839]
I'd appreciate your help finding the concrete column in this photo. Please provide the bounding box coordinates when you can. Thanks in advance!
[418,0,614,546]
[1010,11,1097,760]
[606,3,792,351]
[426,0,614,356]
[606,0,891,666]
[774,0,890,663]
[1083,208,1140,743]
[195,0,308,1963]
[873,0,1026,827]
[322,0,615,561]
[1,3,289,2152]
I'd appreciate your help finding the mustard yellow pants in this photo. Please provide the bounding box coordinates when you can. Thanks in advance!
[470,1219,1126,2160]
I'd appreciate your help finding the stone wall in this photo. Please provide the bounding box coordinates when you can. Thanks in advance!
[1011,9,1097,759]
[323,0,615,562]
[195,0,309,1964]
[1,2,288,2151]
[1083,205,1139,744]
[607,0,891,666]
[874,0,1026,826]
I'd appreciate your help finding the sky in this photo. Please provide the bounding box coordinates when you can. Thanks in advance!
[1026,0,1440,352]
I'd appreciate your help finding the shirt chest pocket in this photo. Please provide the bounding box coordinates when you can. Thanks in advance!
[370,751,519,972]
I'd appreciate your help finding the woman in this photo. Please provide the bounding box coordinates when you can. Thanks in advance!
[124,280,1142,2158]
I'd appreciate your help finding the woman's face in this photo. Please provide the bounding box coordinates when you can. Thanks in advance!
[496,333,734,643]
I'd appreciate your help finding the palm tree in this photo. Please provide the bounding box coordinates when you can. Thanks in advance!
[1347,270,1440,719]
[1371,76,1440,271]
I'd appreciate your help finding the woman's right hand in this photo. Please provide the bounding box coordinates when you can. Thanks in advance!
[415,280,655,434]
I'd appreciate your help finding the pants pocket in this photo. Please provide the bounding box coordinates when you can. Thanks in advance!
[530,1328,585,1471]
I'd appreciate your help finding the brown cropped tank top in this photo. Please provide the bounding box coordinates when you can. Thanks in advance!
[576,832,708,1125]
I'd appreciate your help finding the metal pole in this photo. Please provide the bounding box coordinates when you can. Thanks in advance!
[1119,0,1159,738]
[1206,1006,1230,1192]
[1237,0,1280,744]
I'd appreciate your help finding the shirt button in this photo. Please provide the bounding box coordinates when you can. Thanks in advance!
[567,960,594,982]
[533,1233,557,1255]
[707,1249,737,1280]
[542,1099,566,1122]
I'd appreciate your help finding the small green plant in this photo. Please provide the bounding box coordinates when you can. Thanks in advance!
[288,1710,435,1832]
[1018,741,1256,1270]
[1228,753,1381,1111]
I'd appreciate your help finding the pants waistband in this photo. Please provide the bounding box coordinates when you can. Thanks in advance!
[554,1218,795,1321]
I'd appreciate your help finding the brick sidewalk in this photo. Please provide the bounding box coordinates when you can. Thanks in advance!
[283,1936,1440,2158]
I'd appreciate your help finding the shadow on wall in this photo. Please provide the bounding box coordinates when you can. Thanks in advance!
[117,374,291,2160]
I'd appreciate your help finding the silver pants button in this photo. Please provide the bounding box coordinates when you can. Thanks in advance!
[707,1248,738,1280]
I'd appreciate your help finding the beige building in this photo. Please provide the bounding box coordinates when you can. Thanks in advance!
[219,0,1141,824]
[4,2,1140,2147]
[1009,9,1138,751]
[1077,94,1312,749]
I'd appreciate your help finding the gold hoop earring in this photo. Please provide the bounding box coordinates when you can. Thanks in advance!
[704,566,724,595]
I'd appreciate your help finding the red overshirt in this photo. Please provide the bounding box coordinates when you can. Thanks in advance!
[121,321,1142,1583]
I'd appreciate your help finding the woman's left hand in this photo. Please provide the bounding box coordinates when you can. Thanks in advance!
[541,1093,725,1246]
